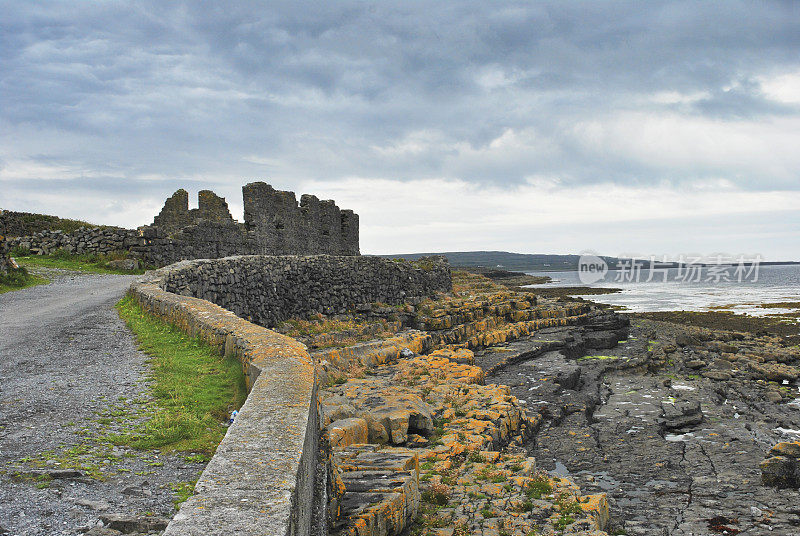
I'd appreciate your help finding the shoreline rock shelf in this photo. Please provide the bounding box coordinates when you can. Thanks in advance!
[312,270,800,535]
[313,272,623,535]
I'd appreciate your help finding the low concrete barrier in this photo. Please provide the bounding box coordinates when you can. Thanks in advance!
[129,269,324,536]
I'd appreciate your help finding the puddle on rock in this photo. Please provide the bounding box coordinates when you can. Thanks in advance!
[550,461,571,477]
[774,427,800,439]
[665,432,696,442]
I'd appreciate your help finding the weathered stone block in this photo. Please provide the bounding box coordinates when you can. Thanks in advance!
[761,455,798,488]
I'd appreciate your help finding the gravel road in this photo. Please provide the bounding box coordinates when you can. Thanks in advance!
[0,269,202,536]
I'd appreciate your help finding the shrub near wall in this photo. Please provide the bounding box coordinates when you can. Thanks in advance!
[159,255,452,328]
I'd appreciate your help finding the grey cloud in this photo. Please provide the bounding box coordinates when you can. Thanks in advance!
[1,0,800,198]
[692,80,798,119]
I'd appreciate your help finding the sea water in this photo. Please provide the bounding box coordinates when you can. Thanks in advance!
[526,264,800,317]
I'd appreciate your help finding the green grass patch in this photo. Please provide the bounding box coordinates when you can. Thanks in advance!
[114,295,247,453]
[524,474,554,499]
[170,480,198,509]
[16,249,148,275]
[0,266,49,294]
[577,355,619,361]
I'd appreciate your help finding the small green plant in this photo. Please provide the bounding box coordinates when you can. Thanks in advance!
[556,493,584,515]
[421,482,451,506]
[489,471,507,483]
[171,480,197,509]
[0,266,48,294]
[468,451,485,463]
[453,522,470,536]
[50,248,73,260]
[577,355,618,361]
[517,499,534,512]
[524,474,553,499]
[554,513,575,531]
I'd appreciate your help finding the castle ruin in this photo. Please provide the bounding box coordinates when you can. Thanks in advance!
[139,182,359,265]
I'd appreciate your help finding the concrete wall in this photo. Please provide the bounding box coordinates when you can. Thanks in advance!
[157,255,452,328]
[129,269,325,536]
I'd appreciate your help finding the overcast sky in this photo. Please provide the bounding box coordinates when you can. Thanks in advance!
[2,1,799,259]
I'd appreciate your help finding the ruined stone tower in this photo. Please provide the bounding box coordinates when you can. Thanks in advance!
[140,182,359,265]
[242,182,359,256]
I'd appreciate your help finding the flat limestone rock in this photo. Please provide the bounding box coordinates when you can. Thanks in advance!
[99,513,170,534]
[660,400,703,430]
[331,445,420,536]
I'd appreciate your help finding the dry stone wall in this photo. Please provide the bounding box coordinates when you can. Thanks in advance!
[158,255,452,328]
[7,228,143,256]
[126,255,452,535]
[0,234,12,274]
[0,209,114,237]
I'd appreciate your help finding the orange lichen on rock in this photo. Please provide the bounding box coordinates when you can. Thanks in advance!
[395,348,485,387]
[317,269,612,536]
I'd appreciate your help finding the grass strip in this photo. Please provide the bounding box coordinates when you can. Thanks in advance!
[0,266,49,294]
[114,295,247,453]
[15,251,148,275]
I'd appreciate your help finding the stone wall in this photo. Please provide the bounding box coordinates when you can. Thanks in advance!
[0,234,12,274]
[139,223,251,267]
[151,189,237,236]
[0,209,111,237]
[157,255,452,328]
[124,254,450,535]
[139,182,360,266]
[7,228,143,257]
[242,182,359,256]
